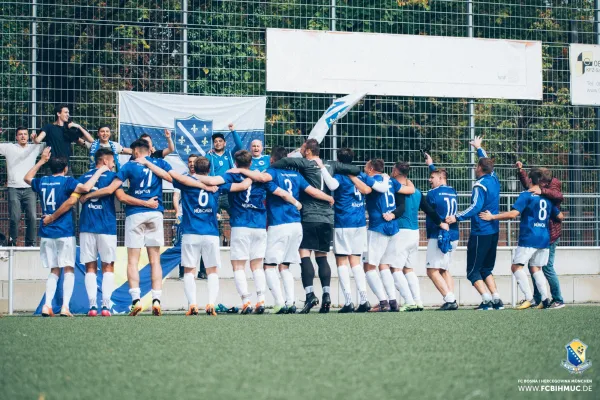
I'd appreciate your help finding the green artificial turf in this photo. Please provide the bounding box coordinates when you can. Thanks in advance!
[0,307,598,400]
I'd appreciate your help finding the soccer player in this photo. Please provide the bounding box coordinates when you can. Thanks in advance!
[445,137,504,311]
[173,153,199,279]
[424,154,459,310]
[331,148,390,313]
[258,146,334,314]
[479,169,564,309]
[249,139,270,171]
[357,158,415,312]
[172,156,249,316]
[45,148,159,317]
[263,139,362,313]
[24,147,107,317]
[516,163,565,309]
[384,161,449,311]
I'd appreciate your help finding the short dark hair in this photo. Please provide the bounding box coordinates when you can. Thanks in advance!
[270,146,288,163]
[97,125,111,133]
[188,153,200,160]
[212,133,225,142]
[15,126,28,135]
[337,148,354,164]
[305,139,320,157]
[234,150,252,168]
[130,139,150,152]
[478,158,494,174]
[394,161,410,177]
[529,168,543,185]
[53,104,69,119]
[139,133,151,141]
[540,167,553,183]
[48,157,68,174]
[194,157,211,175]
[431,168,448,181]
[94,148,114,165]
[369,158,385,173]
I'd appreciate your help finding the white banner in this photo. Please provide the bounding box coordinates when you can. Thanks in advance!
[570,44,600,106]
[308,92,366,143]
[267,28,543,100]
[118,92,267,177]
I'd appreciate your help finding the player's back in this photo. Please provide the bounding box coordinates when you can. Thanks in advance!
[397,188,422,231]
[31,175,79,238]
[224,172,266,229]
[365,175,400,236]
[117,157,170,215]
[173,176,220,236]
[333,174,367,228]
[425,185,459,241]
[515,192,555,249]
[79,169,118,235]
[471,173,500,234]
[265,168,306,226]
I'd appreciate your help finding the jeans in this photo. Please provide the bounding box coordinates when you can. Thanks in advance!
[8,187,37,246]
[532,240,563,303]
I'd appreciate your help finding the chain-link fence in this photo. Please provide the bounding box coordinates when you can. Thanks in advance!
[1,1,599,246]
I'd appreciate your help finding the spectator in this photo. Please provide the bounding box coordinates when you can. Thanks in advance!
[31,104,94,168]
[81,125,132,171]
[139,129,175,159]
[0,127,45,246]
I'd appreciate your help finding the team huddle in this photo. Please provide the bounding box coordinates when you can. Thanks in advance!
[28,130,565,317]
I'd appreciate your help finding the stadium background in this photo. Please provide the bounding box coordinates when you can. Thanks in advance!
[0,0,599,247]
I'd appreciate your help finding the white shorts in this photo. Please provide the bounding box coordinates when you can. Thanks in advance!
[264,223,303,265]
[80,233,117,264]
[230,227,267,261]
[333,227,367,256]
[124,211,164,248]
[40,237,76,269]
[426,238,458,270]
[513,246,549,267]
[393,229,420,269]
[362,230,400,266]
[181,234,221,269]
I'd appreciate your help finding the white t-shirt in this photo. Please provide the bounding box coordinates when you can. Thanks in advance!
[0,143,45,188]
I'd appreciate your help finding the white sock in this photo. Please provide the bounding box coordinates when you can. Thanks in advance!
[207,273,219,305]
[513,269,533,301]
[323,286,330,293]
[532,270,549,301]
[492,292,501,302]
[151,289,162,301]
[337,265,353,306]
[379,269,396,301]
[393,271,415,305]
[45,273,58,307]
[366,270,387,302]
[253,268,266,303]
[62,272,75,310]
[482,292,492,303]
[280,269,295,306]
[183,272,196,306]
[444,292,456,303]
[265,268,284,307]
[304,285,314,295]
[351,265,368,304]
[234,270,251,302]
[129,287,141,302]
[85,272,97,308]
[101,272,114,308]
[405,271,421,303]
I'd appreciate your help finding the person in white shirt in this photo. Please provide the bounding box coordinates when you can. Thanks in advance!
[0,127,45,246]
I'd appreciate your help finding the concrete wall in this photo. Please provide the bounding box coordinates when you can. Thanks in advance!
[1,247,599,312]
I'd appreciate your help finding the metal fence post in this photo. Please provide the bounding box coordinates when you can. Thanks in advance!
[467,0,475,181]
[182,0,188,94]
[30,0,38,131]
[8,248,14,315]
[331,0,338,161]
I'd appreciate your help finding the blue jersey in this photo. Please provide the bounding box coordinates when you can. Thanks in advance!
[366,175,402,236]
[456,172,500,235]
[116,157,172,217]
[31,175,79,238]
[264,168,309,226]
[172,176,220,236]
[397,189,422,231]
[78,169,117,235]
[512,191,559,249]
[425,185,459,241]
[208,130,243,176]
[333,173,374,229]
[251,155,270,172]
[222,172,267,229]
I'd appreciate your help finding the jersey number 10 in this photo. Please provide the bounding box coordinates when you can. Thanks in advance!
[444,197,458,217]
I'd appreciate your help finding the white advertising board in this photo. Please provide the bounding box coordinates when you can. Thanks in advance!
[266,28,542,100]
[570,43,600,106]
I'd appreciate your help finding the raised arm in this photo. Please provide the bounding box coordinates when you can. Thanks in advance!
[230,123,243,153]
[304,186,334,206]
[115,188,159,208]
[516,162,531,189]
[42,195,78,225]
[24,146,51,185]
[162,129,174,157]
[74,166,110,194]
[425,153,437,172]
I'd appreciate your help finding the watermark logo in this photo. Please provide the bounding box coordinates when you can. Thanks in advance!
[562,339,592,374]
